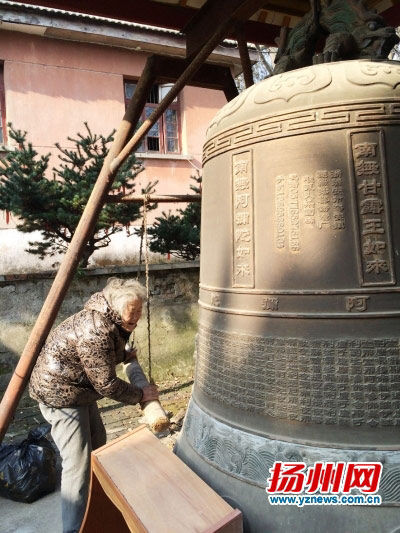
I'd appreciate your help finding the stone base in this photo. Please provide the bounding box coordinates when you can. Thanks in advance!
[175,400,400,533]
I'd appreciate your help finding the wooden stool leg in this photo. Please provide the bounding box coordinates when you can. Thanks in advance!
[80,470,130,533]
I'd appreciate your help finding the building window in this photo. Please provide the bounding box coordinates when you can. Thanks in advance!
[124,81,180,154]
[0,64,6,145]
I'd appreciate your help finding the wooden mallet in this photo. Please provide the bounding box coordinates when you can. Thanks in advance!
[124,359,170,433]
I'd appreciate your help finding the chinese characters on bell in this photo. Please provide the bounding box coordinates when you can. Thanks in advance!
[266,462,382,507]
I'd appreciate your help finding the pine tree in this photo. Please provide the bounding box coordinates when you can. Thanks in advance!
[147,174,201,261]
[0,123,150,267]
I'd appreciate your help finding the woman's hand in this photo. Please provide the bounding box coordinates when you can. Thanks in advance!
[141,384,159,403]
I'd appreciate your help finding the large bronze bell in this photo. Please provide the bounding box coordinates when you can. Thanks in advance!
[176,60,400,532]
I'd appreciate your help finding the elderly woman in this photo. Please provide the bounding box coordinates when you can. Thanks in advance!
[29,277,158,533]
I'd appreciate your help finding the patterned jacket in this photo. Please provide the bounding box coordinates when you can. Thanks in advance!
[29,292,143,408]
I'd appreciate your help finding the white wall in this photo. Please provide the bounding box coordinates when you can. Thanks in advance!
[0,227,166,274]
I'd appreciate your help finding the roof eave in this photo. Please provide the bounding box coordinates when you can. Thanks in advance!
[0,3,259,67]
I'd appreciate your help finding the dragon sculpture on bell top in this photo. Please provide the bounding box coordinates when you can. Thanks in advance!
[274,0,399,74]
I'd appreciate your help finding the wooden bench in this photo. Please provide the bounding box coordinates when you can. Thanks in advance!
[80,425,242,533]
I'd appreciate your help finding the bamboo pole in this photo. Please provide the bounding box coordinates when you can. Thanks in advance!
[107,194,201,204]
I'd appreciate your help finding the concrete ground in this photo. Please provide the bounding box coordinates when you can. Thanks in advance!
[0,488,61,533]
[0,379,191,533]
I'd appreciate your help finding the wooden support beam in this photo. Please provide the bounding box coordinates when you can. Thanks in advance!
[107,194,201,204]
[382,3,400,26]
[151,55,238,101]
[236,26,254,88]
[124,56,157,136]
[276,24,290,53]
[222,74,241,103]
[110,10,241,175]
[262,0,309,17]
[184,0,270,59]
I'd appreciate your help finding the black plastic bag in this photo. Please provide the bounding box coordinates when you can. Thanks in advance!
[0,425,57,503]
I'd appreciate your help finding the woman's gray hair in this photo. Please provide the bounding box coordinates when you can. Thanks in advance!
[103,277,147,317]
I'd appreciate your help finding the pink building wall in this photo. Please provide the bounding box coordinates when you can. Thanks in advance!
[0,29,227,229]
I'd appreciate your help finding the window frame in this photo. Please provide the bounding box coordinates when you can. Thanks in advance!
[124,79,181,156]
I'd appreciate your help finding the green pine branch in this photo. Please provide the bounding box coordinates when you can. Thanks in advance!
[0,123,146,267]
[147,173,201,261]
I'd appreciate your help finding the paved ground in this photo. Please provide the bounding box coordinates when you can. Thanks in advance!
[0,379,192,533]
[0,487,61,533]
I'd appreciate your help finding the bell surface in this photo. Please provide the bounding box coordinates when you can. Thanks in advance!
[175,60,400,532]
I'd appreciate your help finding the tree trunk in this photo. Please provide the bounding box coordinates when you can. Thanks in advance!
[80,245,94,268]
